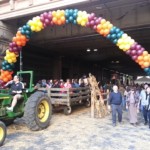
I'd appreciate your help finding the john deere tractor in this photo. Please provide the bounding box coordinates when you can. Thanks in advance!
[0,71,52,146]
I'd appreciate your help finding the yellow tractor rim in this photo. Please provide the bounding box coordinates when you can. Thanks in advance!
[0,126,4,141]
[38,99,50,123]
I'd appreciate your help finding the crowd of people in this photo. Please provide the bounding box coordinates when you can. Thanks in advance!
[4,74,150,130]
[108,83,150,129]
[34,77,89,89]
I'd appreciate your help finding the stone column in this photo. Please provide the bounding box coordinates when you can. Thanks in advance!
[0,21,17,66]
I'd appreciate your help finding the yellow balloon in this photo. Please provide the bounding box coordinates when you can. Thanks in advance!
[38,21,43,28]
[4,56,7,60]
[31,25,36,31]
[124,44,130,51]
[6,54,11,59]
[77,18,82,24]
[117,39,123,45]
[12,57,16,62]
[122,33,128,39]
[8,59,13,63]
[81,21,86,26]
[119,45,124,50]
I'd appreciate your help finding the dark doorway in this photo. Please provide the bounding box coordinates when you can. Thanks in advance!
[62,67,70,81]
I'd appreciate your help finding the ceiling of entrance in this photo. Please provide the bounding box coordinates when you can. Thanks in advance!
[4,0,150,76]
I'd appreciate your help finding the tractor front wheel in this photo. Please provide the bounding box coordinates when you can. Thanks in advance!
[24,92,52,131]
[0,121,6,146]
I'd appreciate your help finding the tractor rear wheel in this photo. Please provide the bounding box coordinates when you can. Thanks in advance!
[24,91,52,131]
[0,121,6,146]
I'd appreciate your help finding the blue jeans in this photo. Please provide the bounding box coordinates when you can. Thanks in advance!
[143,106,148,123]
[111,104,122,124]
[122,96,126,110]
[148,111,150,126]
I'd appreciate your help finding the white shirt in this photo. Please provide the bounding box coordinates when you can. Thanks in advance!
[140,90,148,106]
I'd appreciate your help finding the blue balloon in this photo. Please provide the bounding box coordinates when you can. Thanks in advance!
[113,39,118,44]
[144,68,149,72]
[73,13,77,18]
[111,34,117,39]
[73,20,77,24]
[69,9,73,15]
[115,28,121,33]
[69,16,73,22]
[74,9,78,13]
[107,34,111,39]
[110,27,117,34]
[66,20,69,24]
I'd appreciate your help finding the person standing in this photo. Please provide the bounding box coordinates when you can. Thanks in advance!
[140,84,149,125]
[108,85,122,127]
[126,87,139,126]
[147,87,150,129]
[119,85,125,110]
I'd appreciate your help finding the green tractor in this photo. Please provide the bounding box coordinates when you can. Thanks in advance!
[0,71,52,146]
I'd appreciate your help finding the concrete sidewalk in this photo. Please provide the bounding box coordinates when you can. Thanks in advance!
[1,106,150,150]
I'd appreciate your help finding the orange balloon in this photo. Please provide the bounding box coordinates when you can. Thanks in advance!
[20,35,26,41]
[103,29,109,35]
[101,19,106,25]
[3,77,9,82]
[137,56,143,61]
[102,23,107,29]
[100,30,104,35]
[138,61,144,66]
[61,16,65,23]
[108,24,113,29]
[143,55,149,61]
[52,17,57,23]
[3,71,10,76]
[97,24,102,31]
[52,11,56,17]
[12,37,17,42]
[143,62,150,68]
[16,41,22,46]
[57,20,62,25]
[7,74,12,80]
[16,31,21,36]
[143,51,148,56]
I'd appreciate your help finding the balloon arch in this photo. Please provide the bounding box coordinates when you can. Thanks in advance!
[0,9,150,84]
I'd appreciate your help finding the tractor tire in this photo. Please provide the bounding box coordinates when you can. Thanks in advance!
[0,121,6,147]
[24,91,52,131]
[64,106,72,115]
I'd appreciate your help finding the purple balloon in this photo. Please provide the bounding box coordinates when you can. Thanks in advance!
[131,50,137,56]
[140,47,145,52]
[95,17,102,25]
[136,45,142,50]
[45,19,50,24]
[48,13,52,20]
[90,20,95,26]
[40,16,45,22]
[88,15,93,22]
[93,25,97,30]
[43,12,48,18]
[125,50,131,55]
[91,13,95,19]
[130,43,136,50]
[132,55,138,60]
[86,22,90,27]
[137,49,143,55]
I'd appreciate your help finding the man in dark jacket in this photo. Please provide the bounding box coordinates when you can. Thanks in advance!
[108,85,122,127]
